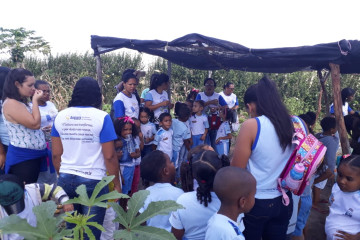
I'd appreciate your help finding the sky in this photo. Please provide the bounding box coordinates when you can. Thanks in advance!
[1,0,360,65]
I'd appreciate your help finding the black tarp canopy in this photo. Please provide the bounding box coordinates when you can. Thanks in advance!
[91,33,360,74]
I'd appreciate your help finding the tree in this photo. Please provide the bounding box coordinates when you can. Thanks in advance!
[0,27,50,67]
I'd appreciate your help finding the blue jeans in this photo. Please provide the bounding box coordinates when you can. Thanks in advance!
[121,165,135,194]
[191,134,204,148]
[244,192,293,240]
[57,173,108,240]
[206,129,217,150]
[293,195,312,236]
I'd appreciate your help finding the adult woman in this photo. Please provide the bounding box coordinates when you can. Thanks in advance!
[2,68,47,184]
[145,73,173,126]
[231,76,296,240]
[32,80,58,184]
[52,77,121,239]
[0,67,10,174]
[330,87,356,116]
[196,78,228,149]
[220,82,239,123]
[113,69,140,119]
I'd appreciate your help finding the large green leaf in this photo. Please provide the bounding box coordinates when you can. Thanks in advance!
[108,202,129,229]
[0,201,72,240]
[131,226,176,240]
[126,190,149,226]
[131,200,184,228]
[64,175,126,208]
[113,229,135,240]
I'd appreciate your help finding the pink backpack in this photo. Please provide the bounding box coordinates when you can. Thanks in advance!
[277,116,327,206]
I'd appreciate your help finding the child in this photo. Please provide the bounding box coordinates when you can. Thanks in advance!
[215,108,233,156]
[207,107,222,150]
[190,100,209,148]
[169,150,228,240]
[139,107,156,158]
[114,117,141,195]
[154,112,173,160]
[205,166,256,240]
[172,103,191,171]
[131,118,144,195]
[139,150,184,232]
[313,117,339,211]
[0,174,73,240]
[325,155,360,240]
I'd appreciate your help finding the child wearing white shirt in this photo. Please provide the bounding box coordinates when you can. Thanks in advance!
[325,155,360,240]
[139,150,184,231]
[154,113,173,159]
[169,150,228,240]
[205,167,256,240]
[139,107,156,158]
[190,100,209,148]
[215,108,233,156]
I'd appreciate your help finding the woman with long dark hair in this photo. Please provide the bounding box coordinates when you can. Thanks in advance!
[330,87,356,116]
[2,68,47,184]
[51,77,121,239]
[0,67,10,174]
[231,76,297,240]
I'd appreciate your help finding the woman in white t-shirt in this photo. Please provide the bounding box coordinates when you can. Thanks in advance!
[232,76,296,240]
[170,150,227,240]
[220,82,239,124]
[113,69,140,119]
[145,73,173,127]
[330,87,356,116]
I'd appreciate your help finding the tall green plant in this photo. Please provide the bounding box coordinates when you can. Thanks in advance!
[109,190,184,240]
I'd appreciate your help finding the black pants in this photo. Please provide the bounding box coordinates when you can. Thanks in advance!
[8,157,42,184]
[244,192,293,240]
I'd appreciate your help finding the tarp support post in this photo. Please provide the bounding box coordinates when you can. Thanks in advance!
[167,60,172,103]
[96,55,103,93]
[330,63,349,154]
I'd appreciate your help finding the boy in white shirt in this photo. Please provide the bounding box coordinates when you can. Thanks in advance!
[154,113,173,159]
[190,100,209,148]
[205,167,256,240]
[139,150,184,231]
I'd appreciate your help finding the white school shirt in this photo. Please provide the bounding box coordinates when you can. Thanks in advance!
[139,183,184,232]
[196,92,228,108]
[190,114,209,136]
[113,92,139,118]
[145,89,169,121]
[133,136,141,166]
[329,102,352,116]
[172,119,191,152]
[169,191,221,240]
[29,101,58,128]
[154,127,173,159]
[51,107,117,180]
[248,115,297,199]
[141,122,157,145]
[219,92,238,109]
[205,213,245,240]
[216,121,231,143]
[325,183,360,239]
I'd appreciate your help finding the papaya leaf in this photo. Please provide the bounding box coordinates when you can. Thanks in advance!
[86,221,105,232]
[113,229,135,240]
[131,225,176,240]
[108,202,129,228]
[0,201,72,240]
[126,190,149,226]
[131,200,184,228]
[83,225,96,240]
[64,176,125,208]
[89,175,114,202]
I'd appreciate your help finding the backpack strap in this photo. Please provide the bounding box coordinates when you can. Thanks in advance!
[278,178,290,206]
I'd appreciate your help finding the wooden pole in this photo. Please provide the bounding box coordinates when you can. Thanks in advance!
[96,55,103,93]
[167,60,172,103]
[316,70,330,119]
[329,63,350,154]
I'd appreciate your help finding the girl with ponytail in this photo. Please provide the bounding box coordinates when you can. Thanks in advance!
[232,76,295,240]
[170,150,229,240]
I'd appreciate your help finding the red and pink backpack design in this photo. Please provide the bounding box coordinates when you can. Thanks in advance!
[278,116,327,206]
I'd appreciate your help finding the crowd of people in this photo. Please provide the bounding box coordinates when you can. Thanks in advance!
[0,67,359,240]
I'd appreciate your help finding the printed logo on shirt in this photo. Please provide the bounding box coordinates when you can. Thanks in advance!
[329,193,335,205]
[344,208,354,217]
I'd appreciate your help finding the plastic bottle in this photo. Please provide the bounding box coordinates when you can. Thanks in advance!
[290,163,305,180]
[125,134,135,153]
